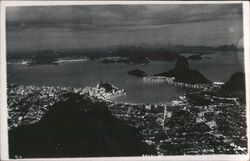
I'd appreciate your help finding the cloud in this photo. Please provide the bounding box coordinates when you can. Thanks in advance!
[6,4,242,30]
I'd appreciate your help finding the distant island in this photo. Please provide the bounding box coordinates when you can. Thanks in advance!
[128,69,147,77]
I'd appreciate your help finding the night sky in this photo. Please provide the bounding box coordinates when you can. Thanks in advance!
[6,4,243,52]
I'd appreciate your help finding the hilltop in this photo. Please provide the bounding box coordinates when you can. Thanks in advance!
[222,72,245,96]
[9,93,155,158]
[155,56,210,84]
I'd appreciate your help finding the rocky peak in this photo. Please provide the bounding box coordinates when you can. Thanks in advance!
[175,56,190,71]
[222,72,245,95]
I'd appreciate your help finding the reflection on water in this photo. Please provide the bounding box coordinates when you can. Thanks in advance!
[7,51,244,103]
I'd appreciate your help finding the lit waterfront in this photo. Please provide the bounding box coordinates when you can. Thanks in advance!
[143,76,209,89]
[7,83,125,129]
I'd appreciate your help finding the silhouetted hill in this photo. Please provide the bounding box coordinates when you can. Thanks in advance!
[222,72,245,96]
[7,44,241,62]
[102,56,150,64]
[30,50,58,65]
[175,56,190,70]
[168,45,215,54]
[187,54,202,60]
[166,44,239,53]
[7,45,180,62]
[110,46,179,62]
[9,93,155,158]
[216,44,238,51]
[128,69,147,77]
[155,56,210,84]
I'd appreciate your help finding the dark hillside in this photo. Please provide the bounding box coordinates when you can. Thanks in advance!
[155,56,210,84]
[222,72,245,96]
[9,93,155,158]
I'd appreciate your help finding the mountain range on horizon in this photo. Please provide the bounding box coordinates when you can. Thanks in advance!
[7,44,242,61]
